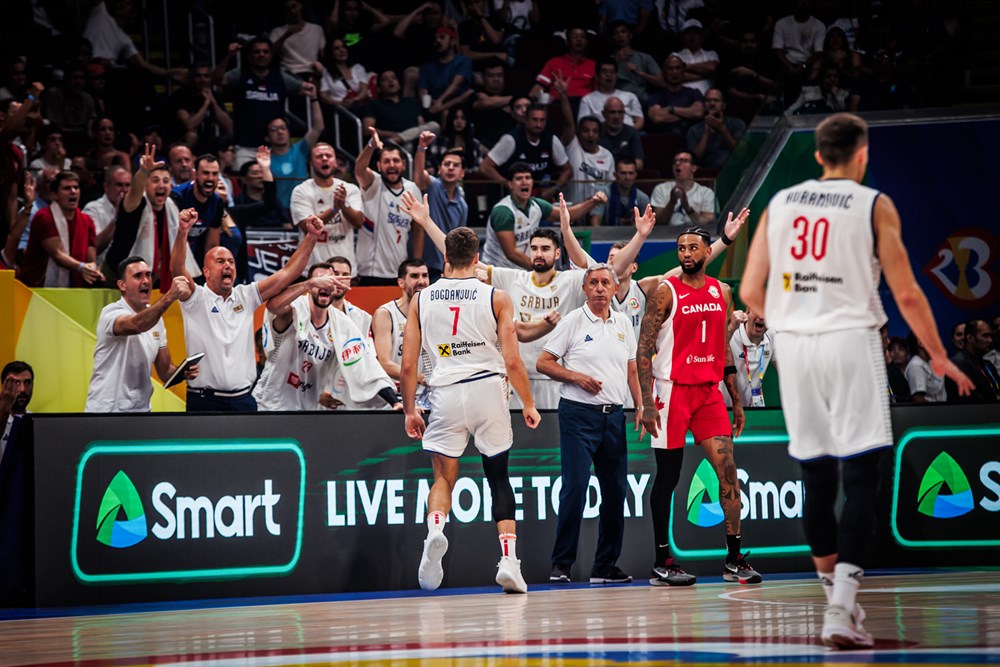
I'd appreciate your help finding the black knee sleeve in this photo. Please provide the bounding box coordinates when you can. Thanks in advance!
[651,448,685,548]
[800,457,840,558]
[482,450,515,522]
[838,449,884,565]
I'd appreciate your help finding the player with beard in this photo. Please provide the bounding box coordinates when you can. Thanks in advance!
[291,143,364,270]
[637,227,760,588]
[354,130,423,285]
[253,263,399,411]
[371,259,433,402]
[170,153,224,267]
[171,204,327,412]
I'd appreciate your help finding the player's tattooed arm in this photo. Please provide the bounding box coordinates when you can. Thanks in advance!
[637,281,671,419]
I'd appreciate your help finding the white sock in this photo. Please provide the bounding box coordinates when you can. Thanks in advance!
[818,571,834,603]
[426,511,446,534]
[499,533,517,560]
[831,562,863,612]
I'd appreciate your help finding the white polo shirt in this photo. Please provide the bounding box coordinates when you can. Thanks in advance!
[290,177,363,271]
[543,303,636,406]
[180,282,263,392]
[85,297,167,412]
[722,324,776,407]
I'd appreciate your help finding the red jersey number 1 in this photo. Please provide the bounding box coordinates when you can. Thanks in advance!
[790,216,830,261]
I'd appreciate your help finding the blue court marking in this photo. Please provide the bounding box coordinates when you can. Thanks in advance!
[0,567,951,622]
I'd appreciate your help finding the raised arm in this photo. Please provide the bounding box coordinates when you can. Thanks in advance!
[212,42,241,86]
[400,191,445,257]
[266,273,346,333]
[658,207,749,284]
[256,215,323,301]
[557,192,596,268]
[637,281,672,437]
[170,207,199,293]
[125,144,163,213]
[413,131,435,191]
[515,310,560,342]
[354,128,381,190]
[114,276,191,336]
[605,202,655,278]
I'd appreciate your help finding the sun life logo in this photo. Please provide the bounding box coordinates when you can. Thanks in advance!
[917,451,974,519]
[686,459,724,527]
[96,470,148,548]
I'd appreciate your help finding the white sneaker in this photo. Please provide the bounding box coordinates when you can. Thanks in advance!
[418,531,449,591]
[495,556,528,594]
[821,604,874,649]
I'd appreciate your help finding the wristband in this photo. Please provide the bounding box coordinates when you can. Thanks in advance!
[724,365,737,376]
[417,146,427,151]
[76,262,85,273]
[721,230,734,246]
[27,94,35,102]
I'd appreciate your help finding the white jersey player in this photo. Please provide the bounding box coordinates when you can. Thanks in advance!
[371,259,434,404]
[354,130,423,283]
[741,113,973,650]
[401,226,541,595]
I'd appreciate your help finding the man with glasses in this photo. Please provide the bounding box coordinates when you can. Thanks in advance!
[650,151,716,228]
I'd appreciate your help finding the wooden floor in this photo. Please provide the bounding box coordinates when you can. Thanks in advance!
[1,570,998,667]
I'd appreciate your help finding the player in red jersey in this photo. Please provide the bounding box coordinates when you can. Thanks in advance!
[637,227,760,586]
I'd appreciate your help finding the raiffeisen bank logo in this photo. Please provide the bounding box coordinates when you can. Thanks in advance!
[917,451,974,519]
[96,470,147,548]
[686,459,724,527]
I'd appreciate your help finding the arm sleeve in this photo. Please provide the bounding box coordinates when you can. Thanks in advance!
[487,134,516,165]
[650,182,670,207]
[536,198,554,219]
[624,93,643,119]
[541,316,571,358]
[289,184,311,224]
[282,72,305,94]
[551,136,569,165]
[489,205,516,232]
[345,183,363,210]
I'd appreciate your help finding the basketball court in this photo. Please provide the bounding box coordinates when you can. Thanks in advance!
[3,569,997,666]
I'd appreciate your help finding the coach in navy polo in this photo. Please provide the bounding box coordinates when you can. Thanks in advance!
[536,263,641,585]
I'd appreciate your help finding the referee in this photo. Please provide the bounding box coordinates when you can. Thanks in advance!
[537,263,642,584]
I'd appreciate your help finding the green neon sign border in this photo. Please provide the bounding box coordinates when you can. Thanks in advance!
[71,440,306,584]
[890,425,1000,549]
[668,432,813,558]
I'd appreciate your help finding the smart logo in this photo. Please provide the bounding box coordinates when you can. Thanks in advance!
[686,459,724,527]
[72,441,305,584]
[96,471,148,548]
[917,452,974,519]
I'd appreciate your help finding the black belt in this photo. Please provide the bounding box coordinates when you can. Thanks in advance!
[562,398,623,413]
[187,385,253,399]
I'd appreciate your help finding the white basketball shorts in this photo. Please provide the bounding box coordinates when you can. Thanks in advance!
[422,374,513,458]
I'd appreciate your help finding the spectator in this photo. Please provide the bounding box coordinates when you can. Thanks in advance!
[479,103,571,198]
[28,126,70,177]
[354,131,424,284]
[458,0,508,65]
[266,103,324,221]
[537,261,640,586]
[170,208,328,412]
[654,0,703,34]
[493,0,539,35]
[530,27,596,102]
[171,64,233,153]
[881,325,912,403]
[947,320,1000,402]
[291,142,364,270]
[481,162,604,269]
[215,140,237,207]
[418,27,474,117]
[84,257,197,412]
[672,19,719,95]
[2,173,35,271]
[107,145,201,287]
[83,0,184,82]
[650,151,716,227]
[394,2,456,73]
[590,158,650,226]
[786,64,857,114]
[362,69,440,148]
[578,59,644,129]
[213,36,315,169]
[18,170,103,287]
[471,61,516,148]
[772,0,825,101]
[905,333,946,403]
[424,107,482,175]
[986,316,1000,370]
[599,97,644,170]
[41,62,96,137]
[854,49,910,112]
[317,38,371,109]
[413,132,468,281]
[951,321,965,355]
[598,0,653,34]
[723,28,778,109]
[888,336,910,376]
[231,149,281,230]
[817,26,860,82]
[167,144,194,187]
[687,88,746,170]
[326,0,391,57]
[269,0,327,78]
[0,58,28,101]
[90,116,130,171]
[557,102,614,205]
[169,154,224,267]
[82,164,130,268]
[724,308,776,408]
[647,55,704,135]
[609,20,662,103]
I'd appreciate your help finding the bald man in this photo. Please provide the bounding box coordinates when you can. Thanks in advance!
[170,206,326,411]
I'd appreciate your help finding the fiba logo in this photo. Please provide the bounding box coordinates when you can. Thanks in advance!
[924,227,999,308]
[96,471,148,548]
[686,460,724,527]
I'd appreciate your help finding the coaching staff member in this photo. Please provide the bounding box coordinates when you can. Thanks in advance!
[537,260,642,585]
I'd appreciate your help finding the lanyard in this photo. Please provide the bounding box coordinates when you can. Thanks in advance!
[743,342,766,386]
[980,362,1000,398]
